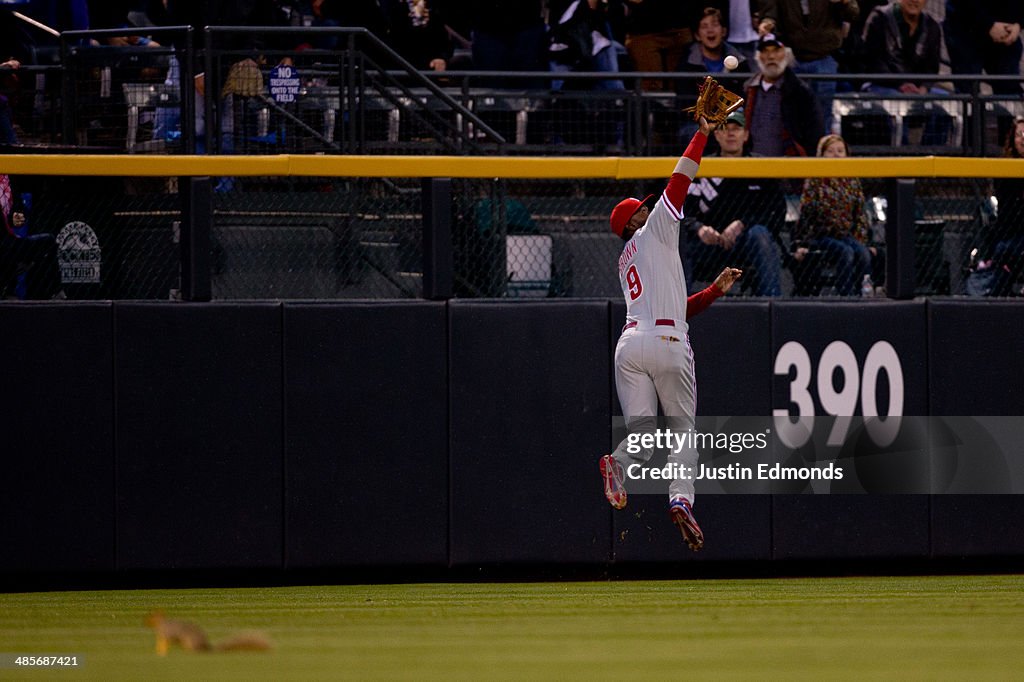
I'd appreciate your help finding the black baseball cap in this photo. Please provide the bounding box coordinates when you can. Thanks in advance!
[757,33,785,50]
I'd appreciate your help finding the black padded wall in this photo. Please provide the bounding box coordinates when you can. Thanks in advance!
[0,303,115,572]
[114,303,283,570]
[928,301,1024,416]
[448,301,612,564]
[284,302,448,567]
[771,496,931,560]
[2,299,1022,578]
[927,301,1024,557]
[770,301,930,559]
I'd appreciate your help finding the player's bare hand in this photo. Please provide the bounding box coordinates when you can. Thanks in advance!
[713,267,742,294]
[697,116,713,136]
[793,246,809,262]
[698,225,722,246]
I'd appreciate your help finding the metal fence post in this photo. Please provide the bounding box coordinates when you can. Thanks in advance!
[60,39,75,145]
[422,177,453,300]
[181,177,212,301]
[203,29,215,154]
[181,28,196,154]
[971,81,983,157]
[886,178,916,299]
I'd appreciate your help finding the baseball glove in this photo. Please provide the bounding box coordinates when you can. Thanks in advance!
[683,76,745,125]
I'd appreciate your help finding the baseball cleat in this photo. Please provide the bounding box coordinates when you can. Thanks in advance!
[669,496,704,551]
[600,454,627,509]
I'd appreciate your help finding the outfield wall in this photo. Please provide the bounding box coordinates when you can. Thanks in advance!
[1,300,1023,575]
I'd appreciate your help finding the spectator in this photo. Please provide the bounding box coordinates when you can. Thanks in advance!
[943,0,1023,96]
[676,8,750,150]
[545,1,626,149]
[623,0,700,91]
[835,0,888,82]
[89,1,166,82]
[757,0,860,126]
[163,0,293,154]
[712,0,761,65]
[380,0,453,71]
[989,116,1024,295]
[0,181,64,300]
[677,7,750,84]
[861,0,944,95]
[682,109,785,296]
[548,0,625,91]
[861,0,951,146]
[468,0,547,87]
[743,33,823,156]
[793,133,873,296]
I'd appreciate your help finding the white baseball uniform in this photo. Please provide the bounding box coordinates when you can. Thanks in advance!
[610,131,707,504]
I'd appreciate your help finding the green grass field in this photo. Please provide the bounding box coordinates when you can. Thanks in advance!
[1,575,1022,680]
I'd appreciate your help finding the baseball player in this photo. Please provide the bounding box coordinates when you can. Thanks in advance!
[600,118,722,551]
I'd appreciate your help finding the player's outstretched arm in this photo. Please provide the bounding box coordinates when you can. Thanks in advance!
[663,119,711,216]
[646,119,711,245]
[686,267,742,320]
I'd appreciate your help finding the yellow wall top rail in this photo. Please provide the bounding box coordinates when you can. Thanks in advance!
[0,154,1020,179]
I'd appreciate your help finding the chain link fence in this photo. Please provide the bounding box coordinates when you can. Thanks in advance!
[3,171,1022,300]
[1,174,422,300]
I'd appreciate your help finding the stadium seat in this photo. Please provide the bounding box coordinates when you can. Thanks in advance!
[123,82,180,153]
[839,100,896,148]
[506,234,552,297]
[902,100,960,148]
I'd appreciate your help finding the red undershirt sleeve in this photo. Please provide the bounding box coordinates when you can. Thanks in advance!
[686,284,724,320]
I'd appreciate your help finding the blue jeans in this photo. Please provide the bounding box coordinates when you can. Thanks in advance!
[990,235,1024,296]
[793,55,837,132]
[550,41,626,92]
[812,236,872,296]
[472,25,548,88]
[686,224,782,296]
[944,22,1023,95]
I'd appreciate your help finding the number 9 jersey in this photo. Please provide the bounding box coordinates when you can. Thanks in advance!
[618,191,690,330]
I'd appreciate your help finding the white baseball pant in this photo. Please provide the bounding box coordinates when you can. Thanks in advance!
[610,323,698,503]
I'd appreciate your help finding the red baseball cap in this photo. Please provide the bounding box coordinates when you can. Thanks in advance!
[609,194,654,237]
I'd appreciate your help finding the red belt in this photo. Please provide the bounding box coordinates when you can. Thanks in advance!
[622,318,675,332]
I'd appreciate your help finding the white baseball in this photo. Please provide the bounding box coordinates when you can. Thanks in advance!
[724,55,739,71]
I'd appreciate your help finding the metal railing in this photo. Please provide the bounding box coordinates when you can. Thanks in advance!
[3,27,1019,157]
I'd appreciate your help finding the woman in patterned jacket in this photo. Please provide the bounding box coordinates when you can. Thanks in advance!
[793,134,874,296]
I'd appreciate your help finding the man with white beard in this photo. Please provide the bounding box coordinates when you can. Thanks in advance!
[741,33,823,157]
